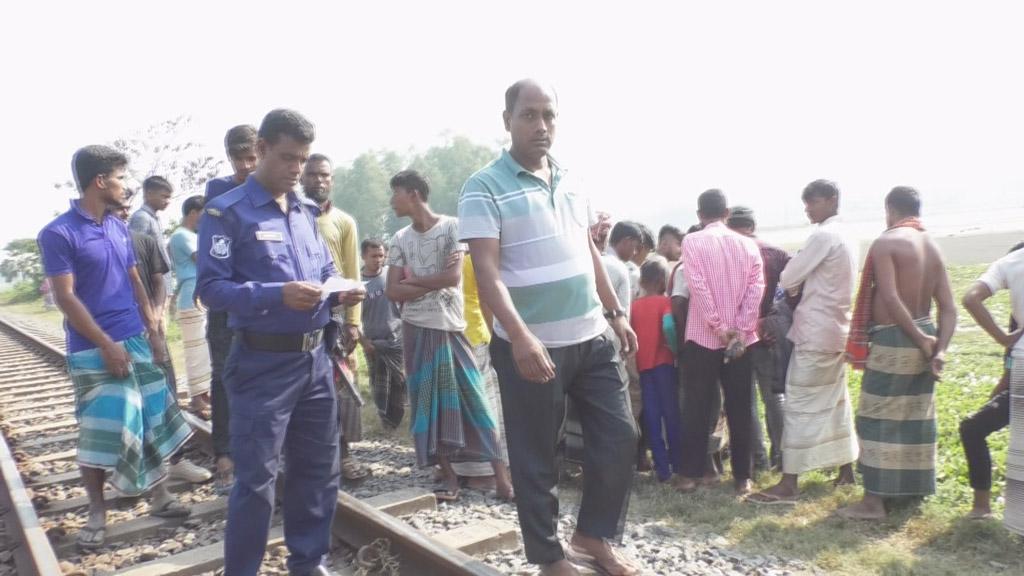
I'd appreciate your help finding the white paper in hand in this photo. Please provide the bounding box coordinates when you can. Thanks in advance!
[320,276,364,300]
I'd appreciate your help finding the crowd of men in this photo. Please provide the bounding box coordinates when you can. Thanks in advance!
[35,78,1024,576]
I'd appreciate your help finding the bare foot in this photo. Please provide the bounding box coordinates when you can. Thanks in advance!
[700,473,721,487]
[734,479,753,497]
[837,499,886,520]
[750,480,799,501]
[539,559,580,576]
[833,464,856,487]
[966,508,994,520]
[673,476,699,494]
[465,475,496,491]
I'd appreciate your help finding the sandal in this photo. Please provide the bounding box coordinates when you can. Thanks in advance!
[150,499,191,518]
[565,543,639,576]
[76,525,106,550]
[433,487,460,502]
[189,397,213,420]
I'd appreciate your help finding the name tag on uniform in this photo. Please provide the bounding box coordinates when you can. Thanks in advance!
[256,231,284,242]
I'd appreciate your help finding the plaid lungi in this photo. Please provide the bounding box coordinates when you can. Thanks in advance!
[68,334,192,495]
[402,323,500,468]
[856,319,937,497]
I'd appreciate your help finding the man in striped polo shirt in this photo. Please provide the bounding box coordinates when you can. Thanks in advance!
[458,79,639,576]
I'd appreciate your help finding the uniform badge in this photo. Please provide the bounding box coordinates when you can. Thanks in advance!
[211,235,232,259]
[255,230,284,242]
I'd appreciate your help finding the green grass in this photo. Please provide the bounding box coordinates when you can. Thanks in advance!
[555,263,1021,575]
[4,266,1021,574]
[0,287,186,380]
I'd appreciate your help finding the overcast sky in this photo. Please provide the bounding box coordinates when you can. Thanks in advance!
[3,0,1023,250]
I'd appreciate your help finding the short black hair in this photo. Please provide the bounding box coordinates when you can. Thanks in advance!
[258,109,315,146]
[143,175,173,195]
[802,179,840,201]
[72,145,128,193]
[389,169,431,200]
[609,221,642,246]
[307,153,331,167]
[224,125,258,157]
[885,186,921,217]
[504,79,558,113]
[697,189,728,219]
[658,225,683,242]
[640,257,668,287]
[361,238,385,254]
[181,195,205,218]
[1010,241,1024,254]
[638,224,655,251]
[687,224,703,234]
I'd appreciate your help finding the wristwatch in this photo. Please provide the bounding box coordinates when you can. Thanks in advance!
[604,307,626,320]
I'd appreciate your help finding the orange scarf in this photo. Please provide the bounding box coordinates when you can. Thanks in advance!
[846,217,925,369]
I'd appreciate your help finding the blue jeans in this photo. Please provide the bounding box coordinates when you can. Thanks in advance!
[640,364,683,481]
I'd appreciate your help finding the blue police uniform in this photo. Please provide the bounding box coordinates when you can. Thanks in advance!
[196,175,340,576]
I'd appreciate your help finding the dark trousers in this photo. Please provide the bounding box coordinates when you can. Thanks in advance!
[960,390,1009,491]
[640,364,683,481]
[223,338,340,576]
[491,332,637,565]
[680,341,754,481]
[206,310,233,458]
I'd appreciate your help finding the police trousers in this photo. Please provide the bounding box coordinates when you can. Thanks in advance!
[222,337,340,576]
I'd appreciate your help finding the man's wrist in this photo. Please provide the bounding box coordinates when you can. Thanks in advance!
[604,307,626,320]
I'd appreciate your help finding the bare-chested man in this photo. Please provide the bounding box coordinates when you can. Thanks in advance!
[838,186,957,519]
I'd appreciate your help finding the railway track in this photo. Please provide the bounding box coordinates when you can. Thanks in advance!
[0,316,515,576]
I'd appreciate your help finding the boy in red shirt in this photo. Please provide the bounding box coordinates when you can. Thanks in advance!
[630,258,682,482]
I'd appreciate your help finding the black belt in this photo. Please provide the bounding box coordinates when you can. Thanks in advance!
[241,328,324,353]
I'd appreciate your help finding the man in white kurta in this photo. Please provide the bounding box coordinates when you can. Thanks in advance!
[749,179,859,503]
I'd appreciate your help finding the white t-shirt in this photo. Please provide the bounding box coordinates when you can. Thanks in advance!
[979,248,1024,357]
[671,263,690,298]
[601,253,632,315]
[387,216,467,332]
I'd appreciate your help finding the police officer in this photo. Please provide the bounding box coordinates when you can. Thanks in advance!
[196,109,365,576]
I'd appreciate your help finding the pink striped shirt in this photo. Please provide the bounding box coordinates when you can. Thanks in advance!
[682,221,765,350]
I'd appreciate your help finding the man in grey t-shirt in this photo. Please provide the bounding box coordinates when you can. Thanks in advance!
[385,169,513,502]
[359,238,405,429]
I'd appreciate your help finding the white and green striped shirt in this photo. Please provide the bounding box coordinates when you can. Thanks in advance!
[457,150,606,347]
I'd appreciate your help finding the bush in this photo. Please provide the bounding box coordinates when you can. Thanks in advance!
[0,281,42,305]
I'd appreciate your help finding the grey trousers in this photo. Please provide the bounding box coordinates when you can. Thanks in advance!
[490,331,637,565]
[751,344,785,468]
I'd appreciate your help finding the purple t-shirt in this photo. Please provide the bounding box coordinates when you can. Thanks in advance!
[204,175,242,201]
[37,200,144,352]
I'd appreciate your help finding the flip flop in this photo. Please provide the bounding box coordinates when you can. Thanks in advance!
[76,525,106,550]
[150,499,191,518]
[433,488,460,502]
[564,544,639,576]
[746,492,798,506]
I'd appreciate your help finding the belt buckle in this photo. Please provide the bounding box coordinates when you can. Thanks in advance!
[302,330,320,352]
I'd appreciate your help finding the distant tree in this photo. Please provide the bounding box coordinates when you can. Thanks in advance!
[52,116,224,205]
[0,239,43,288]
[331,136,497,240]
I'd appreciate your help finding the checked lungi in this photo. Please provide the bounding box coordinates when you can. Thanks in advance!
[68,334,192,495]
